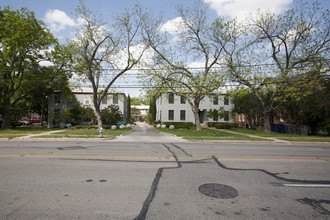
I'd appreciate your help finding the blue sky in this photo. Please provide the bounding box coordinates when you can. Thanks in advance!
[2,0,329,97]
[3,0,328,44]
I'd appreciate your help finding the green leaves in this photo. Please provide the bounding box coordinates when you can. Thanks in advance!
[0,6,59,128]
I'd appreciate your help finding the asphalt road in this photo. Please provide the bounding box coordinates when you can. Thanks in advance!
[0,123,330,219]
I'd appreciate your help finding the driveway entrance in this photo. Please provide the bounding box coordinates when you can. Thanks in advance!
[114,122,186,142]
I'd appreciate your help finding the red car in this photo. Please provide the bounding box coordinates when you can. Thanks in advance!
[28,118,41,123]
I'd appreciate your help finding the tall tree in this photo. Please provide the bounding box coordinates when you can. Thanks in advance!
[71,1,149,129]
[0,6,57,128]
[231,89,264,129]
[25,44,74,126]
[142,0,226,131]
[126,95,131,123]
[213,0,329,131]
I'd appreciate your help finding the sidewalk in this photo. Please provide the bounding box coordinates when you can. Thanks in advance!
[217,128,292,144]
[203,125,292,144]
[13,130,66,140]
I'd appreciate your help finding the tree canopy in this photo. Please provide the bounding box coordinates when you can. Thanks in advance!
[71,1,150,129]
[141,1,227,131]
[0,6,62,128]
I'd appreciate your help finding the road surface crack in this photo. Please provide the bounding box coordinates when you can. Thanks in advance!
[134,143,182,220]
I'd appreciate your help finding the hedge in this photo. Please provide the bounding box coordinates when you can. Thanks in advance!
[208,122,238,129]
[74,125,119,129]
[75,125,98,129]
[162,122,195,129]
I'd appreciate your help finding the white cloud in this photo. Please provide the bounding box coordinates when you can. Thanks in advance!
[204,0,293,20]
[159,17,187,35]
[45,9,77,32]
[113,44,155,70]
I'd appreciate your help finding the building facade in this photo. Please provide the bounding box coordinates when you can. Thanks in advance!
[48,87,127,127]
[156,93,235,124]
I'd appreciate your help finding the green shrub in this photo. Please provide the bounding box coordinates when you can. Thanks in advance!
[75,125,98,129]
[162,122,195,129]
[207,122,217,127]
[215,123,231,129]
[145,113,153,125]
[214,123,238,129]
[101,105,123,125]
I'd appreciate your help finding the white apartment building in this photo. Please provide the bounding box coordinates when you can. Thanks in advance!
[48,87,127,127]
[156,93,235,124]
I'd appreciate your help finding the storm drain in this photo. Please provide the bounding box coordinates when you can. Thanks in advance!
[199,183,238,199]
[57,146,86,150]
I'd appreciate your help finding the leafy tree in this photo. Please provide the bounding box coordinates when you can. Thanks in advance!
[149,96,156,123]
[71,1,149,129]
[231,89,264,129]
[81,107,97,123]
[142,0,226,131]
[0,6,57,128]
[213,0,329,132]
[280,76,330,135]
[101,105,123,125]
[126,95,132,123]
[25,44,74,126]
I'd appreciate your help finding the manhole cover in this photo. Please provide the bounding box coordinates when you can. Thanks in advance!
[199,183,238,199]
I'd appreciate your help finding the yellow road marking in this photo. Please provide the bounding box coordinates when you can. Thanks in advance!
[216,156,330,161]
[0,153,329,161]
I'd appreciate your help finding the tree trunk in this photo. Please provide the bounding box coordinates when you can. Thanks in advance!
[263,109,271,132]
[1,99,11,129]
[40,97,45,127]
[192,106,201,131]
[94,105,103,129]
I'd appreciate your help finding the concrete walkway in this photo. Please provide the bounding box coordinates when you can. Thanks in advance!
[114,122,187,143]
[13,130,66,140]
[205,126,292,144]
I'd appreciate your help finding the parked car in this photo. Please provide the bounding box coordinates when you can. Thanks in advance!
[28,118,41,123]
[20,120,31,125]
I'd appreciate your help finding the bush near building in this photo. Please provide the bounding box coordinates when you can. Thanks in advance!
[207,122,238,129]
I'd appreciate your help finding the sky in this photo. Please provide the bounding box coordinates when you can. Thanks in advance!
[1,0,329,97]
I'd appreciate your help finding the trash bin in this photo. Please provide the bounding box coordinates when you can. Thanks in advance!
[300,126,310,136]
[271,124,285,133]
[285,125,297,134]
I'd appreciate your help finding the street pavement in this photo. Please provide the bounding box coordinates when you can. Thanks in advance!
[0,122,329,219]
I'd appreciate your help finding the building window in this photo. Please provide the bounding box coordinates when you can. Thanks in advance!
[180,110,186,121]
[213,96,218,105]
[113,94,118,104]
[168,110,174,120]
[169,93,174,104]
[224,97,229,105]
[180,96,186,104]
[224,111,229,121]
[102,95,107,104]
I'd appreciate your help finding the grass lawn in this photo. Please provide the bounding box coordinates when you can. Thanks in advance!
[0,127,60,138]
[230,128,304,137]
[156,127,270,141]
[0,134,26,139]
[0,127,59,134]
[32,128,132,138]
[228,128,329,142]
